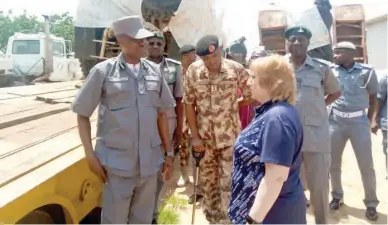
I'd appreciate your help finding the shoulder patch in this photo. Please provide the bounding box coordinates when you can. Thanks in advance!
[142,58,158,68]
[141,58,154,65]
[141,59,162,76]
[166,58,181,65]
[329,63,337,69]
[358,63,373,70]
[94,57,116,71]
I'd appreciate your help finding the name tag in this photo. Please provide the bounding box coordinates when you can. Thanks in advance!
[109,76,129,82]
[144,75,159,81]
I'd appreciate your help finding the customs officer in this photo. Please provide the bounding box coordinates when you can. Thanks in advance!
[329,41,380,221]
[376,72,388,179]
[146,31,184,224]
[285,26,342,224]
[71,16,175,224]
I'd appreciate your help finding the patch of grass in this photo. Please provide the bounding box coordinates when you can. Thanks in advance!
[157,206,180,224]
[164,193,188,209]
[157,193,188,224]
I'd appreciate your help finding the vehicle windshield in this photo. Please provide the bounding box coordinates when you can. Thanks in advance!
[12,40,40,54]
[12,40,65,56]
[52,41,65,56]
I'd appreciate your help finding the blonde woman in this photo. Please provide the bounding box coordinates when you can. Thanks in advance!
[228,55,306,224]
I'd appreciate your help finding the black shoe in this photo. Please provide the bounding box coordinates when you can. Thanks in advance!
[151,219,158,224]
[365,207,378,221]
[188,194,203,204]
[329,198,344,210]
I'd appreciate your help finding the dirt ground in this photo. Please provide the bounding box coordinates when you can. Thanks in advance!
[160,130,388,224]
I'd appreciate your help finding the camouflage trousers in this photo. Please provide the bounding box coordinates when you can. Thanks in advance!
[178,132,191,167]
[199,144,233,224]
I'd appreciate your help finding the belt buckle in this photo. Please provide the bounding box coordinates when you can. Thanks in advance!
[342,112,349,118]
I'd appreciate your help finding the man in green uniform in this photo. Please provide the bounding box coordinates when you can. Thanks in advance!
[146,31,184,224]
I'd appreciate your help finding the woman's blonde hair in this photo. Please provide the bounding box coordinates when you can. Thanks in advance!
[250,54,296,105]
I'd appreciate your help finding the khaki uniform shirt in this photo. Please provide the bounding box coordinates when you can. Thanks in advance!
[183,58,252,149]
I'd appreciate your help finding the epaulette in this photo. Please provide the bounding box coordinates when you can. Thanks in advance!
[311,57,332,67]
[140,59,162,74]
[166,58,181,65]
[358,63,373,70]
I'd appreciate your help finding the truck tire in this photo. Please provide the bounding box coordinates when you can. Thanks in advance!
[80,59,97,79]
[141,0,181,22]
[16,210,54,224]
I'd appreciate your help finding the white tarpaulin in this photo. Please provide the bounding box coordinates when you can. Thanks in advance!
[286,6,331,50]
[74,0,330,54]
[170,0,330,56]
[74,0,143,28]
[169,0,227,48]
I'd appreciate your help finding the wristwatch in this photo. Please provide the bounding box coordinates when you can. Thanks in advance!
[246,215,262,224]
[165,151,174,157]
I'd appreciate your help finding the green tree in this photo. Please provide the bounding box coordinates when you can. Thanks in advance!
[49,12,75,49]
[0,10,74,52]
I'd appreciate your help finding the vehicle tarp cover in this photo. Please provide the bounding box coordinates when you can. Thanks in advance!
[74,0,330,54]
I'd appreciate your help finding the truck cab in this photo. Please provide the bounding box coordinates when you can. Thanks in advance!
[4,32,79,84]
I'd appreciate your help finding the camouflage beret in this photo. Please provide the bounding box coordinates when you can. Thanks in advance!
[195,35,219,56]
[147,31,165,41]
[284,26,312,40]
[179,45,196,55]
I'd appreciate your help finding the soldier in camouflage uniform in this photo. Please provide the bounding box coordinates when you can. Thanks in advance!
[146,31,184,224]
[183,35,253,224]
[176,44,197,188]
[179,45,204,203]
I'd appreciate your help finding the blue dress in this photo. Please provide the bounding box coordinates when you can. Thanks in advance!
[228,100,306,224]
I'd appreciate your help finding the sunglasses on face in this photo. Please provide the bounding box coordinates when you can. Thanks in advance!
[148,41,163,47]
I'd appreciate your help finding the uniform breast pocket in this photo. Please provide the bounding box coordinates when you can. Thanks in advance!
[105,78,134,110]
[195,84,210,107]
[165,71,176,84]
[219,80,238,106]
[145,77,161,107]
[301,76,322,97]
[350,75,367,95]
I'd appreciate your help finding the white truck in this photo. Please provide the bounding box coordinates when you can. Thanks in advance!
[0,17,82,87]
[0,50,13,78]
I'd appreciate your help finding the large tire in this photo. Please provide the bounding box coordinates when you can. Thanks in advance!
[16,210,54,224]
[80,59,97,79]
[141,0,181,23]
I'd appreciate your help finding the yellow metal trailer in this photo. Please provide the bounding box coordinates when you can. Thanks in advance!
[0,82,102,224]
